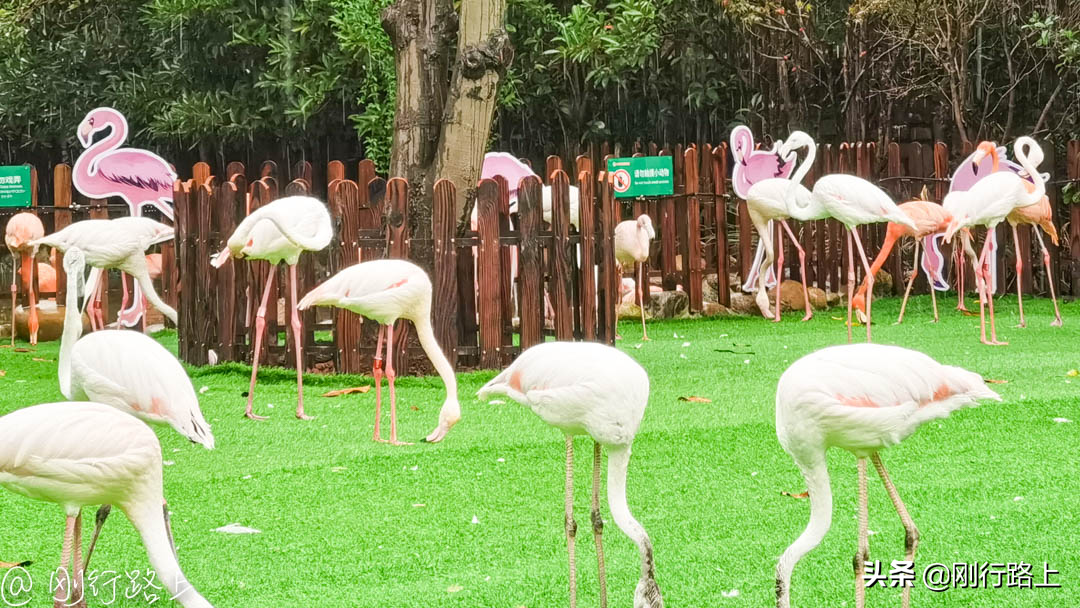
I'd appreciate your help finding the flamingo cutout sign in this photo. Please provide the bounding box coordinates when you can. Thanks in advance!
[73,107,177,327]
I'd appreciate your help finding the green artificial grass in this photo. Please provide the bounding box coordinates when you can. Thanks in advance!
[1,294,1078,607]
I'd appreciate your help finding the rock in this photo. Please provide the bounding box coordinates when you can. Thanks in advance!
[766,280,807,312]
[807,287,828,310]
[15,302,91,342]
[702,302,739,317]
[872,270,893,296]
[644,290,689,320]
[826,291,843,307]
[617,302,642,320]
[730,292,760,316]
[702,274,719,303]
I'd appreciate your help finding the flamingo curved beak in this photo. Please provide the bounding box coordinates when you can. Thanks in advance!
[943,216,966,243]
[77,123,94,148]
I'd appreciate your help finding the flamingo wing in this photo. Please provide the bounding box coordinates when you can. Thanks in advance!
[96,149,177,196]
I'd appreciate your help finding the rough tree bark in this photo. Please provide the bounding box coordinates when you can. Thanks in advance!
[381,0,511,273]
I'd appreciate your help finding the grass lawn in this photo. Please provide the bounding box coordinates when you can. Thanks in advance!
[1,294,1078,607]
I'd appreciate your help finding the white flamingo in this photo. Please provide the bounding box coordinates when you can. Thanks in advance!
[797,168,916,342]
[0,402,214,608]
[943,137,1047,345]
[775,343,1000,608]
[614,214,656,341]
[744,131,829,321]
[31,217,177,328]
[298,259,460,444]
[211,195,333,420]
[478,341,663,608]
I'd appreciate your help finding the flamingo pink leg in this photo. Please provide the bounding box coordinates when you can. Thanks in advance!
[289,264,310,420]
[71,512,86,608]
[382,322,410,446]
[8,256,16,346]
[54,515,76,608]
[372,325,386,442]
[774,225,784,322]
[975,235,1006,346]
[1011,225,1026,328]
[614,264,623,341]
[850,228,874,343]
[245,265,276,420]
[119,272,130,326]
[26,254,39,345]
[638,262,649,341]
[897,239,920,324]
[93,273,106,330]
[1033,229,1063,326]
[779,220,813,321]
[928,246,940,322]
[845,231,855,344]
[955,245,967,312]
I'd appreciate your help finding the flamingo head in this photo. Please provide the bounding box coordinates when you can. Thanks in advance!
[778,131,814,160]
[942,208,970,243]
[637,214,655,240]
[970,141,999,175]
[62,247,85,274]
[77,107,126,148]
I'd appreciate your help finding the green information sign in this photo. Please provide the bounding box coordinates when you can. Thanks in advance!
[0,166,32,208]
[606,156,674,198]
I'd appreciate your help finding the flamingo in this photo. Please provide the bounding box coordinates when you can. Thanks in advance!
[31,217,176,329]
[1006,198,1062,327]
[211,195,332,421]
[943,136,1046,345]
[477,341,663,608]
[797,169,916,342]
[5,212,44,345]
[57,246,214,565]
[614,214,656,341]
[853,196,952,324]
[743,131,829,321]
[775,343,1000,608]
[298,259,460,444]
[0,402,215,608]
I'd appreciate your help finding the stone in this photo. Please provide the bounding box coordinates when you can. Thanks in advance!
[644,290,689,320]
[702,274,719,303]
[730,292,760,316]
[766,279,807,312]
[617,302,643,320]
[15,302,91,342]
[702,302,739,317]
[807,287,828,310]
[826,291,843,307]
[871,270,893,296]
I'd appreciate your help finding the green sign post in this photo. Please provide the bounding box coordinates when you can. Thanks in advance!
[0,166,32,208]
[606,156,674,198]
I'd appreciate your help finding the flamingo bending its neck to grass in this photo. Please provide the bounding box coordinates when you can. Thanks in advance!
[614,215,656,341]
[775,343,1000,608]
[478,341,663,608]
[298,259,460,444]
[0,402,215,608]
[212,195,333,421]
[943,136,1046,345]
[5,212,44,345]
[853,194,952,324]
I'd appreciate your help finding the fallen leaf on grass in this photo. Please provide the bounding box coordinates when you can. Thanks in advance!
[409,405,418,411]
[781,490,809,499]
[984,378,1008,384]
[0,370,5,377]
[12,348,29,353]
[213,523,261,534]
[1067,369,1078,377]
[447,585,463,593]
[321,386,371,397]
[32,357,53,362]
[678,396,712,403]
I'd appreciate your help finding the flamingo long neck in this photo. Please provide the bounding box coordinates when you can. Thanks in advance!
[73,121,125,181]
[1014,140,1045,205]
[787,140,816,208]
[854,229,900,306]
[776,458,832,608]
[58,259,85,399]
[606,446,660,588]
[413,314,460,434]
[128,502,213,608]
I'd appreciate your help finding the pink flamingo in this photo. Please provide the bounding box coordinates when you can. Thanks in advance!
[212,195,332,421]
[478,341,663,608]
[775,343,1000,608]
[299,259,460,444]
[0,402,215,608]
[73,107,177,328]
[614,214,655,341]
[5,212,44,345]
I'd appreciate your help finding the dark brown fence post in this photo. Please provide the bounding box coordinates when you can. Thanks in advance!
[386,178,410,370]
[214,180,240,362]
[599,168,618,344]
[578,169,597,340]
[432,180,459,370]
[328,179,364,374]
[550,170,574,340]
[684,147,703,311]
[712,144,730,306]
[518,176,544,349]
[52,165,73,302]
[174,181,192,362]
[476,179,503,368]
[1069,141,1080,296]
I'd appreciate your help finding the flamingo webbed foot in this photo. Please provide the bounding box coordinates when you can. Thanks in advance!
[244,411,268,421]
[1052,318,1063,327]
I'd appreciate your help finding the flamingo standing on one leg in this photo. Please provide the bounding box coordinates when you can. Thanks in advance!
[212,195,332,420]
[775,343,1000,608]
[943,136,1047,345]
[1006,198,1062,327]
[796,173,916,342]
[853,197,952,324]
[744,131,829,321]
[58,247,214,564]
[5,212,44,345]
[73,107,178,328]
[298,259,460,444]
[0,402,215,608]
[31,217,177,329]
[614,215,656,341]
[478,341,663,608]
